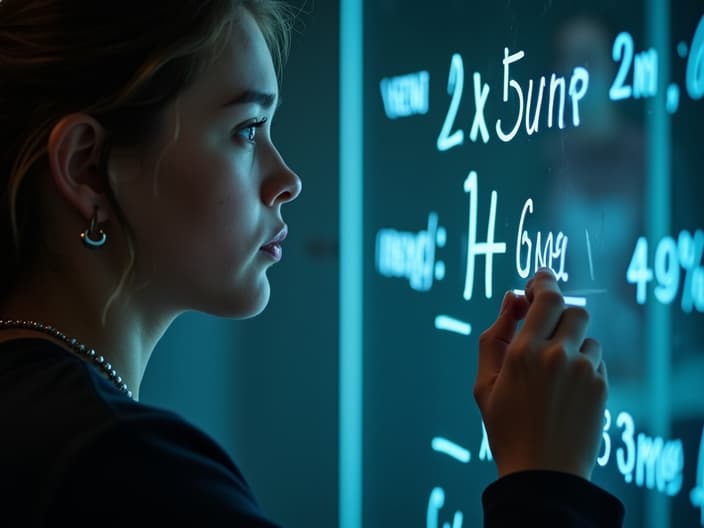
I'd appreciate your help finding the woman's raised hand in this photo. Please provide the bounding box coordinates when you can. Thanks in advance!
[474,269,608,480]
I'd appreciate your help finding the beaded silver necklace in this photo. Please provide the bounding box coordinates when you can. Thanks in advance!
[0,319,133,400]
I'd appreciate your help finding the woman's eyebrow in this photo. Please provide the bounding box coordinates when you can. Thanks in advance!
[222,89,278,109]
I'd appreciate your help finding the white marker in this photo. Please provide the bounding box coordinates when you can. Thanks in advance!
[512,289,587,307]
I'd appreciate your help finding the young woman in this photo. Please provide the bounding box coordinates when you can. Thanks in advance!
[0,0,623,525]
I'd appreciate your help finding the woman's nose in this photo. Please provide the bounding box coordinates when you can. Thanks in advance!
[262,148,302,207]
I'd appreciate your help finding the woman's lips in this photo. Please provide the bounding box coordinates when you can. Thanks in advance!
[260,242,282,262]
[260,225,287,262]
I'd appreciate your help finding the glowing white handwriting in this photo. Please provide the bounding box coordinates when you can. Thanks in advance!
[626,229,704,313]
[436,50,589,150]
[426,487,463,528]
[515,198,569,282]
[463,171,506,300]
[375,212,446,292]
[380,70,430,119]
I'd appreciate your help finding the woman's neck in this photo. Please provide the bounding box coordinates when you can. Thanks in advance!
[0,269,176,401]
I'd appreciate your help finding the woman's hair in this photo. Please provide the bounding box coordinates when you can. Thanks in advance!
[0,0,295,319]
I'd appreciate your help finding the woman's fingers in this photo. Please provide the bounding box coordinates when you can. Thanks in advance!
[580,337,604,373]
[550,307,590,354]
[521,269,565,341]
[475,291,529,407]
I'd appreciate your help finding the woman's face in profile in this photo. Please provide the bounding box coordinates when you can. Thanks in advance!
[110,9,301,320]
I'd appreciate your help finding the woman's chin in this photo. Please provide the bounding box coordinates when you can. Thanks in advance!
[192,275,271,319]
[223,282,271,319]
[239,296,269,319]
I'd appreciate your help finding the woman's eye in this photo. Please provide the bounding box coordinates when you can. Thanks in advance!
[241,126,256,142]
[235,118,267,144]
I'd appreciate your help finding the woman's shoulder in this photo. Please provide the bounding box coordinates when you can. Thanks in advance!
[46,384,277,525]
[0,336,237,471]
[0,336,233,477]
[0,337,279,526]
[0,336,142,430]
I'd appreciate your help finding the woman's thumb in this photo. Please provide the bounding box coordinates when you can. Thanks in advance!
[475,292,526,402]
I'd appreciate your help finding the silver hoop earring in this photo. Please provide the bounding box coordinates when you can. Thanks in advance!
[80,207,107,249]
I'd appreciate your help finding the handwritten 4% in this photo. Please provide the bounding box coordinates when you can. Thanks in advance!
[627,229,704,313]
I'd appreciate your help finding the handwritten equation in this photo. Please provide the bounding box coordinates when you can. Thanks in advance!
[380,16,704,140]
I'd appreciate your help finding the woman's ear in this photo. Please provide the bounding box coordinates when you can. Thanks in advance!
[47,113,111,224]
